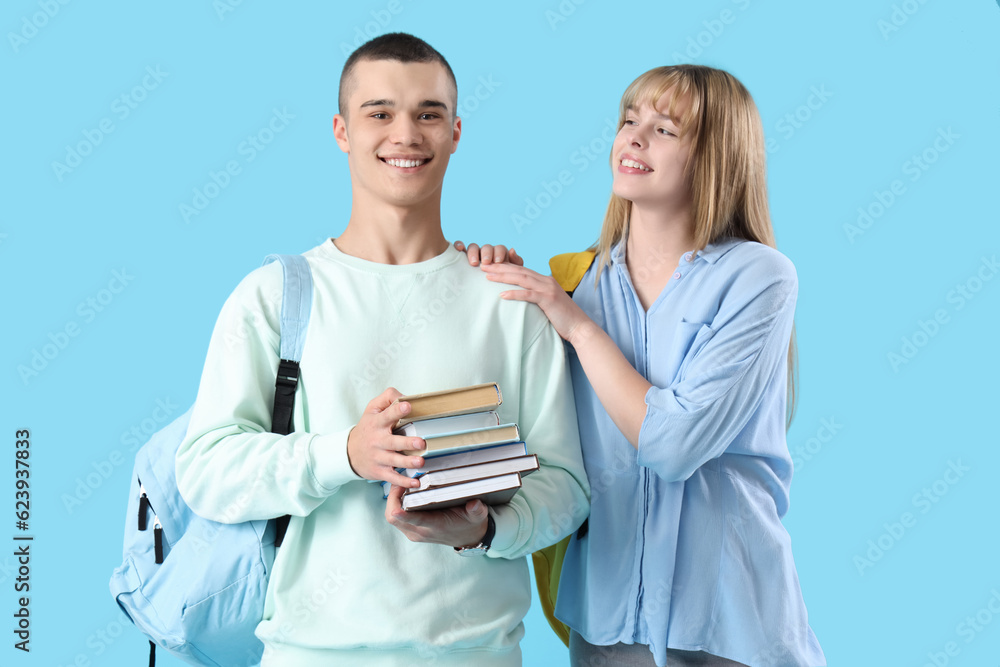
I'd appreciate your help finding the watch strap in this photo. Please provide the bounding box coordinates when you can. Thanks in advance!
[454,513,496,555]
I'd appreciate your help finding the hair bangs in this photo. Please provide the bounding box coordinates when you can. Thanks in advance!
[619,68,701,138]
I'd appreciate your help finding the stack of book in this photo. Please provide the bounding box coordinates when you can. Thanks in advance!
[384,382,539,511]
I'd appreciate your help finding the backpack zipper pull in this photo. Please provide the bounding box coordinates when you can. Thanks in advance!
[138,483,149,531]
[153,517,164,564]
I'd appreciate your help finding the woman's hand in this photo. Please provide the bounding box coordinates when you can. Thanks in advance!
[454,240,524,267]
[480,263,595,345]
[486,263,650,447]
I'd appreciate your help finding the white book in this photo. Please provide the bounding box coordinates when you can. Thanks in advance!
[415,455,539,491]
[401,473,522,511]
[393,411,500,437]
[402,441,528,478]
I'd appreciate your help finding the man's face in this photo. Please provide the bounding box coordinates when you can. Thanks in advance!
[333,59,460,212]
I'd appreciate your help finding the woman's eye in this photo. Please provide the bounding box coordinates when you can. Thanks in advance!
[658,128,676,136]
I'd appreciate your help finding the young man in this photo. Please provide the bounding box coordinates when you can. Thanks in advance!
[176,33,589,667]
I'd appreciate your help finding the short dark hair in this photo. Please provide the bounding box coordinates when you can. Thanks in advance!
[338,33,458,117]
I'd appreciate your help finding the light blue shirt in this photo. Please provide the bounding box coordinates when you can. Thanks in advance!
[556,237,826,667]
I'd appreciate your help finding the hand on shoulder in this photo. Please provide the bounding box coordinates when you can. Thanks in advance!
[453,240,524,267]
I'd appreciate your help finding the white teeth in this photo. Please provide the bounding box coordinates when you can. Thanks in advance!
[384,158,426,168]
[621,159,651,171]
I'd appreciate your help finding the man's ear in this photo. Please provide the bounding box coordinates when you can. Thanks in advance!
[451,115,462,154]
[333,114,350,154]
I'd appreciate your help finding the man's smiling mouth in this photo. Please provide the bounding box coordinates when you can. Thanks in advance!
[381,157,430,168]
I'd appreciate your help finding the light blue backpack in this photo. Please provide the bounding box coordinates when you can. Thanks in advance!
[109,254,313,666]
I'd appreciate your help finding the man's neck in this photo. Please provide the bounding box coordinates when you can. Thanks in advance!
[335,203,449,265]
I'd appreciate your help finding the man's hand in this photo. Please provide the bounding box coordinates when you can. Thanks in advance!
[385,484,491,548]
[346,388,426,488]
[453,240,524,267]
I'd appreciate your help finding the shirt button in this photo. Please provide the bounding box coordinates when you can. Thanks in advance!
[673,272,682,280]
[683,252,692,261]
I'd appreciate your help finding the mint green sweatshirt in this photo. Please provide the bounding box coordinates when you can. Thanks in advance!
[176,242,589,666]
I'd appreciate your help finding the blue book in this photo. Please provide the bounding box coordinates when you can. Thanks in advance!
[403,441,529,477]
[400,423,520,458]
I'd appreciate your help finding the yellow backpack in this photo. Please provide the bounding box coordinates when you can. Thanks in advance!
[531,250,596,646]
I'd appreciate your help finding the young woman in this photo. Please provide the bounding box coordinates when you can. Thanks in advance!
[458,65,825,667]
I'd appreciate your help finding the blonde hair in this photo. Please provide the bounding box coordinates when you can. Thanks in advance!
[594,65,798,426]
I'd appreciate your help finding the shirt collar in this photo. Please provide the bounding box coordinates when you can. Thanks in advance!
[696,236,744,264]
[610,235,744,266]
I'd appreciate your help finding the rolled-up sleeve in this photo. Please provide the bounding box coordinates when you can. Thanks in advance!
[638,256,797,482]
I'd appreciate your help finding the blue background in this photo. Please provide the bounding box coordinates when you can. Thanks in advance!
[4,1,999,665]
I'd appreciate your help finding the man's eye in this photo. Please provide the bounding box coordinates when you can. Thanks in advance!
[419,113,440,120]
[371,112,389,120]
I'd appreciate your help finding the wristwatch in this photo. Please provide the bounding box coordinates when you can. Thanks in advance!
[454,513,496,557]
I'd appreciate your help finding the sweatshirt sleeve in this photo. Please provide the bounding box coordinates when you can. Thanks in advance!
[637,250,797,482]
[487,317,590,559]
[176,263,358,523]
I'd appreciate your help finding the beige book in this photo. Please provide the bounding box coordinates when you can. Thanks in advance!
[393,382,502,428]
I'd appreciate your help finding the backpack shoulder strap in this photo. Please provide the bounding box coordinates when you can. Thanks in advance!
[261,254,314,438]
[549,251,596,295]
[261,254,314,548]
[263,254,313,365]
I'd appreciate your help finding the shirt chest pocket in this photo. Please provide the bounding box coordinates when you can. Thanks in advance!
[659,318,716,386]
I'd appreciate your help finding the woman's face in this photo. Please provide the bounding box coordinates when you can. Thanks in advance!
[611,91,694,217]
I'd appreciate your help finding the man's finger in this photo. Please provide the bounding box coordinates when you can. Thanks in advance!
[369,386,403,412]
[385,484,406,521]
[375,399,414,431]
[385,433,424,454]
[464,499,487,522]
